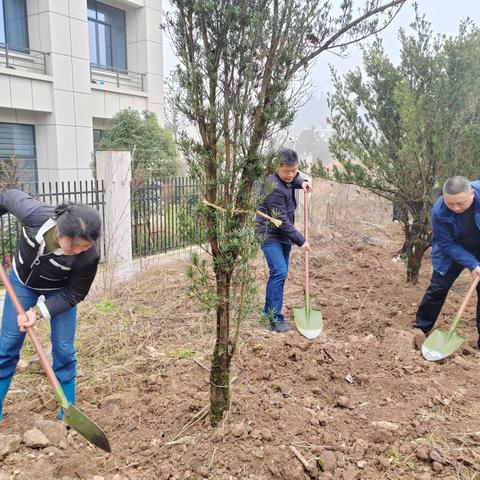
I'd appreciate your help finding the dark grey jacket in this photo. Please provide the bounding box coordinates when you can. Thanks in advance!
[0,190,100,320]
[256,173,306,246]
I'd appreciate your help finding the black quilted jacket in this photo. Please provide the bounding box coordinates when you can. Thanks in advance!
[0,190,100,320]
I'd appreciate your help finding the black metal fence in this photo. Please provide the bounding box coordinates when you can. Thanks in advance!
[0,176,204,266]
[131,177,203,257]
[0,181,105,267]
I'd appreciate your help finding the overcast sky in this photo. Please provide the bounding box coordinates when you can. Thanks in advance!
[162,1,480,132]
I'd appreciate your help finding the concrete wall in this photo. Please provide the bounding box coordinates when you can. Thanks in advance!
[96,150,134,284]
[91,87,149,119]
[125,0,163,122]
[0,0,164,183]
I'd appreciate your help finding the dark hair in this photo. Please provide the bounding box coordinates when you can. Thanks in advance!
[54,203,102,242]
[278,148,298,167]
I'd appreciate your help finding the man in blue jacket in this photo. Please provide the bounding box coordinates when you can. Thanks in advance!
[414,176,480,347]
[256,148,312,332]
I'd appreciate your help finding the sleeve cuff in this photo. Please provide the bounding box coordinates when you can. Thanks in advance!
[37,296,51,321]
[294,236,306,247]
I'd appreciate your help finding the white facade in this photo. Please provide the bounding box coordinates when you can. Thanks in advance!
[0,0,163,183]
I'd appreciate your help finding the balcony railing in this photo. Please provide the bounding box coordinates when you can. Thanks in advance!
[90,64,145,92]
[0,44,48,75]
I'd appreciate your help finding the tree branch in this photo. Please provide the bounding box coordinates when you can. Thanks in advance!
[292,0,406,73]
[324,4,404,52]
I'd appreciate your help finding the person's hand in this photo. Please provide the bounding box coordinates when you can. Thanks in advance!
[300,242,311,253]
[17,309,39,332]
[472,266,480,279]
[302,180,312,192]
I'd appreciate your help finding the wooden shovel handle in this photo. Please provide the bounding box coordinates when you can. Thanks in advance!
[456,275,480,319]
[304,190,309,297]
[0,264,60,391]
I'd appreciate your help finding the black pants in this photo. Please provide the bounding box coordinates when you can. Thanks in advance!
[415,262,480,341]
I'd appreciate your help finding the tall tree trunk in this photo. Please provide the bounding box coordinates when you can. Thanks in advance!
[405,212,431,284]
[210,268,232,425]
[406,239,429,284]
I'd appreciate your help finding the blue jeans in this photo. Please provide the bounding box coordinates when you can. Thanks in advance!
[262,242,292,323]
[0,269,77,383]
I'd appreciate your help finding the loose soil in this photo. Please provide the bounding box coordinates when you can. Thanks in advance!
[1,182,480,480]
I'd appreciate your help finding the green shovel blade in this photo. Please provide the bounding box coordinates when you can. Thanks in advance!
[294,295,323,340]
[421,328,465,362]
[64,405,111,452]
[53,384,111,452]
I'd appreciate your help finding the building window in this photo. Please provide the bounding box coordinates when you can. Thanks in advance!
[0,123,37,185]
[88,0,126,71]
[93,128,106,151]
[0,0,29,50]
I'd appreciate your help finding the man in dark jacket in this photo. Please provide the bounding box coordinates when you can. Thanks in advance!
[256,148,312,332]
[414,176,480,348]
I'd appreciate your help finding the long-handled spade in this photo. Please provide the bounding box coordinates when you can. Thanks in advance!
[422,276,479,362]
[294,190,323,339]
[0,264,111,452]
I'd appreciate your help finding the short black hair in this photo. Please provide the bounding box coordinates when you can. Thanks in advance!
[278,148,298,167]
[54,203,102,242]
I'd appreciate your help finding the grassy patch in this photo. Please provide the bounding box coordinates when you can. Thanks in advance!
[166,348,196,360]
[95,300,116,313]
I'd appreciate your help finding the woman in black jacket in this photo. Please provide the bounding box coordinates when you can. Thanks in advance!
[0,190,101,420]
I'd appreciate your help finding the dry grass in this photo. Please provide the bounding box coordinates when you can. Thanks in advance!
[13,254,266,409]
[12,261,213,408]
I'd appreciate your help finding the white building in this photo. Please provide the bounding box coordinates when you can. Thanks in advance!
[0,0,163,183]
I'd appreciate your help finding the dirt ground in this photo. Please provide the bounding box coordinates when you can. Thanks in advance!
[1,181,480,480]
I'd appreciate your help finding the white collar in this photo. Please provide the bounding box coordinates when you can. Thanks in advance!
[35,218,66,255]
[35,218,57,244]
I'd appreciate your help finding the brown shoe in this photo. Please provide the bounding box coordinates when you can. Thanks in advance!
[412,328,426,350]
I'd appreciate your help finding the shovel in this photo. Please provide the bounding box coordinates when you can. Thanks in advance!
[422,276,479,362]
[294,190,323,339]
[0,264,111,452]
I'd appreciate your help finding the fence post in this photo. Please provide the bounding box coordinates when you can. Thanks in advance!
[96,151,133,286]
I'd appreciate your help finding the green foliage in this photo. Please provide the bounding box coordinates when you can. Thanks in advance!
[328,9,480,282]
[298,157,328,178]
[100,108,180,178]
[185,251,220,312]
[310,160,327,178]
[95,300,115,313]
